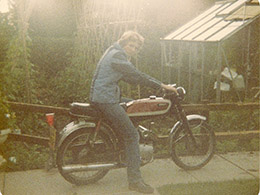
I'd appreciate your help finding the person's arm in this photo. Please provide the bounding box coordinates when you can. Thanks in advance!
[111,52,161,89]
[111,52,178,93]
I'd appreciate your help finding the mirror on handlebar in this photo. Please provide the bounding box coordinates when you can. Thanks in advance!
[168,84,177,87]
[176,87,186,100]
[161,84,176,93]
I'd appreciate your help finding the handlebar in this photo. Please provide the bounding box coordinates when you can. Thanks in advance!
[162,85,186,101]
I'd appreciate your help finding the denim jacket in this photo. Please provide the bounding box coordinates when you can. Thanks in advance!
[89,43,161,103]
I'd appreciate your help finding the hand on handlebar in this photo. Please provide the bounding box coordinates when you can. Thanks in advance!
[161,83,178,94]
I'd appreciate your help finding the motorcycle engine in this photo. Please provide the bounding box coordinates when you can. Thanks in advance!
[139,144,154,165]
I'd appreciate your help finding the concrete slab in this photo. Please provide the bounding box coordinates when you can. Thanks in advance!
[1,152,259,195]
[185,153,259,183]
[0,172,5,194]
[141,158,197,187]
[3,166,156,195]
[2,159,195,195]
[0,155,7,194]
[4,169,72,195]
[218,151,259,178]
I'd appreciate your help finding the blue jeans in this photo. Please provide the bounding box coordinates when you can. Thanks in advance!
[93,102,142,184]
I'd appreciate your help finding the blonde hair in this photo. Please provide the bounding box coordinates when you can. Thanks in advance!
[118,31,144,47]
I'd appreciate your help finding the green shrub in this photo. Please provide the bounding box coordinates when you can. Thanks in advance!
[209,110,259,132]
[0,141,49,171]
[0,91,16,130]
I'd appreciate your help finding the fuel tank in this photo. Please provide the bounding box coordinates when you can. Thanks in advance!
[126,96,171,117]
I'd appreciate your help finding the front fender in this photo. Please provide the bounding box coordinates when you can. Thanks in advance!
[58,121,96,148]
[169,114,207,136]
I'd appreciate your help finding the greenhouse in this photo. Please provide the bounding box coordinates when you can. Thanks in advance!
[160,0,260,102]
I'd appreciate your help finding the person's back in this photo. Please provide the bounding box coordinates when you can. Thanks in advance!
[90,44,124,103]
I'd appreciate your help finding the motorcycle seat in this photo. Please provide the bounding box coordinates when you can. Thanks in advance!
[70,102,100,118]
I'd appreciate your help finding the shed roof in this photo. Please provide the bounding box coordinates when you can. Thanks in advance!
[163,0,260,42]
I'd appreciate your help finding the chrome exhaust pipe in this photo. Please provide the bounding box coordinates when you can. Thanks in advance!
[62,163,118,174]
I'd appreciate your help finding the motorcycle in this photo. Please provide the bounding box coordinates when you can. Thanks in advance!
[56,86,216,185]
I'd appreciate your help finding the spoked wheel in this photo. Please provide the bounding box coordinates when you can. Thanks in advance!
[57,128,116,185]
[170,120,215,170]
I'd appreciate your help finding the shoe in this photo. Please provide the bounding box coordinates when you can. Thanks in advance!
[129,181,154,194]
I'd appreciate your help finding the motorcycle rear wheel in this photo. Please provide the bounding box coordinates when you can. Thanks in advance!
[57,128,116,185]
[170,120,215,170]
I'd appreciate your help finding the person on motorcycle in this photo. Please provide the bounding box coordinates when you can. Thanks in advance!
[90,31,177,194]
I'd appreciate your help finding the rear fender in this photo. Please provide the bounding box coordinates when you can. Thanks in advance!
[57,121,96,148]
[57,120,119,149]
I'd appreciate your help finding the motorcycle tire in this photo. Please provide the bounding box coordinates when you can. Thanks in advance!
[170,120,215,170]
[57,128,115,185]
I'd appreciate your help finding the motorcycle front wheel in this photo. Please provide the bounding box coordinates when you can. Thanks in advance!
[170,120,215,170]
[57,128,116,185]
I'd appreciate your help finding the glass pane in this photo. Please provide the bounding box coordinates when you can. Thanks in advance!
[184,18,222,40]
[208,21,244,41]
[217,0,247,16]
[163,4,222,40]
[194,20,231,41]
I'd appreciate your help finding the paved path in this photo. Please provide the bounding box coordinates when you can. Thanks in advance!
[0,151,259,195]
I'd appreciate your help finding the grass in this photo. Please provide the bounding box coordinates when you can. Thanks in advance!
[216,138,259,154]
[157,179,259,195]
